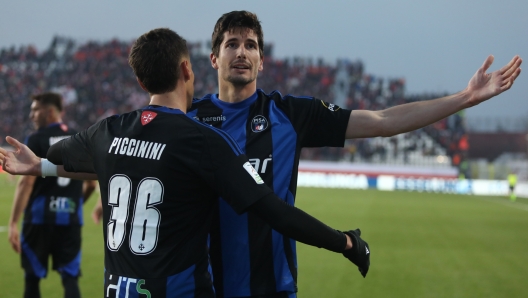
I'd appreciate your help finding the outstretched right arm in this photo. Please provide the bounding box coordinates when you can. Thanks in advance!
[0,136,97,180]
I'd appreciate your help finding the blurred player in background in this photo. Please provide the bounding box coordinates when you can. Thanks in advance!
[508,172,517,201]
[186,10,522,298]
[7,92,96,298]
[1,28,370,297]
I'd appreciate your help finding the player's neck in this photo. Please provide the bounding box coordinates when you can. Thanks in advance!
[217,81,257,103]
[46,116,62,126]
[149,91,188,113]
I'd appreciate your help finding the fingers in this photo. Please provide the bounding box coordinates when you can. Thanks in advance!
[13,242,21,254]
[500,67,522,92]
[91,212,100,224]
[500,56,522,79]
[480,55,494,73]
[5,136,22,151]
[9,235,21,254]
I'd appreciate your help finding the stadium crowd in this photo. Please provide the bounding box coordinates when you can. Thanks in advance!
[0,36,467,170]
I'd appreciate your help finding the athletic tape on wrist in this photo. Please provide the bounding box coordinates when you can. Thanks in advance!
[41,158,58,177]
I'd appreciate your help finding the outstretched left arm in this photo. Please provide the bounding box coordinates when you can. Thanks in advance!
[345,55,522,139]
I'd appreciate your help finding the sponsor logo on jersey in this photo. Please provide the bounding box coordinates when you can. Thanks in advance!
[49,135,72,146]
[141,111,157,125]
[242,162,264,184]
[194,115,227,123]
[251,115,268,132]
[106,275,151,298]
[248,155,272,174]
[321,100,341,112]
[49,196,76,213]
[108,137,166,160]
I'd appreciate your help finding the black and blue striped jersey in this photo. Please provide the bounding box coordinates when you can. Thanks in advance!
[58,105,274,297]
[23,123,84,226]
[188,90,351,297]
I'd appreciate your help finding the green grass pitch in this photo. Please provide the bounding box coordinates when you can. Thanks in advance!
[1,173,527,297]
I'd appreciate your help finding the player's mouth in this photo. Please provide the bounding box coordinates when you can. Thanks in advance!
[231,61,251,71]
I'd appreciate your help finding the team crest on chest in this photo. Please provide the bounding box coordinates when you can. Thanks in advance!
[141,111,157,125]
[251,115,268,133]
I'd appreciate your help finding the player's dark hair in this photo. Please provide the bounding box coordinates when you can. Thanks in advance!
[129,28,189,94]
[31,92,63,111]
[211,10,264,58]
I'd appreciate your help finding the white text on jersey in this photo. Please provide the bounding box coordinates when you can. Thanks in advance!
[108,137,166,160]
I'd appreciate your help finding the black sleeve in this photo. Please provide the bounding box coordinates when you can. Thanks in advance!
[47,121,101,173]
[199,125,347,253]
[247,193,347,253]
[279,95,351,147]
[200,127,273,213]
[47,141,64,165]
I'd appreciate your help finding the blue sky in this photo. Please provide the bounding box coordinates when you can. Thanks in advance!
[1,0,527,120]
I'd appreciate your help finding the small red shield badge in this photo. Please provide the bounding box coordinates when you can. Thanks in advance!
[141,111,157,125]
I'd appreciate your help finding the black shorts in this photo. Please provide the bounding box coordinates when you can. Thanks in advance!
[21,224,82,278]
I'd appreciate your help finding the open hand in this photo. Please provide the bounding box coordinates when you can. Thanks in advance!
[466,55,522,106]
[0,136,42,176]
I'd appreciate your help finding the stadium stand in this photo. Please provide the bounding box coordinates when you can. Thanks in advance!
[0,36,473,173]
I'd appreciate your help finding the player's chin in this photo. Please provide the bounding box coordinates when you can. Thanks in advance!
[227,75,255,86]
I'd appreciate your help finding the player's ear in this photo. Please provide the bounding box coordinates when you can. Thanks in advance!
[258,56,264,72]
[181,60,192,81]
[210,52,219,70]
[136,78,148,92]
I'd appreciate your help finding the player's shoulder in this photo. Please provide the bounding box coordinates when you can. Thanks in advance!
[190,116,243,154]
[190,95,213,109]
[28,123,67,139]
[257,89,315,102]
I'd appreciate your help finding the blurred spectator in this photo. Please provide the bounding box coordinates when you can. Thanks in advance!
[0,36,465,168]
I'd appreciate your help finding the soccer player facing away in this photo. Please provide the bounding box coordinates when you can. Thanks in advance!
[187,10,521,298]
[1,28,371,297]
[7,93,96,298]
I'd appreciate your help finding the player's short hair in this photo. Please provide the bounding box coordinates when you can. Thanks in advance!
[129,28,189,94]
[211,10,264,59]
[31,92,63,111]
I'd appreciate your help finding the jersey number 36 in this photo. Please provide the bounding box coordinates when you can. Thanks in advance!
[107,174,163,255]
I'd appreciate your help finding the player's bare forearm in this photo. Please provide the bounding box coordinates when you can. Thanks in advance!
[82,180,98,204]
[347,93,468,138]
[9,175,36,225]
[345,55,522,139]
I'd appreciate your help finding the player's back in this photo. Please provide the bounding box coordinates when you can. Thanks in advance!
[85,106,219,296]
[60,104,272,297]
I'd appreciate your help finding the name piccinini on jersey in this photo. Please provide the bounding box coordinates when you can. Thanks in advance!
[108,137,166,160]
